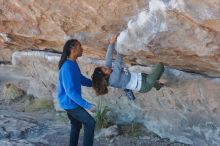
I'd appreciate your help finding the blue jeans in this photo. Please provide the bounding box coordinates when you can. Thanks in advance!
[66,107,96,146]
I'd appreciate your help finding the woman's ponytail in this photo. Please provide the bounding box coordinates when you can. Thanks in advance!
[58,39,79,70]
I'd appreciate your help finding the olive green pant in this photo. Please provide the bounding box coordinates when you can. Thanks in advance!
[139,63,164,93]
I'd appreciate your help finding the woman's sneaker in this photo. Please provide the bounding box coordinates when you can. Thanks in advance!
[155,81,165,90]
[124,89,136,100]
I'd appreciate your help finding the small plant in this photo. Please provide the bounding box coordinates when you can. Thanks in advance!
[95,98,111,129]
[128,122,138,137]
[95,105,110,129]
[119,122,140,137]
[24,97,54,112]
[3,83,25,104]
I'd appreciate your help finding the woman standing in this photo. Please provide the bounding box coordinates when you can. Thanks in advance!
[57,39,96,146]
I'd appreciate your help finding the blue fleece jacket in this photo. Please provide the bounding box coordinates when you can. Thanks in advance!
[56,59,93,110]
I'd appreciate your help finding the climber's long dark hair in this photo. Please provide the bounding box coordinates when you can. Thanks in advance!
[92,67,109,96]
[58,39,79,70]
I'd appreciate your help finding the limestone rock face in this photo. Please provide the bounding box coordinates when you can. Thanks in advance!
[12,51,220,146]
[12,51,59,99]
[1,0,220,145]
[1,0,220,77]
[116,0,220,77]
[0,0,146,60]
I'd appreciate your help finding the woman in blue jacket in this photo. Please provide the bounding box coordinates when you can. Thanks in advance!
[92,35,164,100]
[57,39,96,146]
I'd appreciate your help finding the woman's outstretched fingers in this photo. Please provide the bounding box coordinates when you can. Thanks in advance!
[109,34,118,44]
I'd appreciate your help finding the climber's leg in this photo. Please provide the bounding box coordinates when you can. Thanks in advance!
[139,63,164,93]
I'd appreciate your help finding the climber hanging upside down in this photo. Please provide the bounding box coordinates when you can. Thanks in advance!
[91,34,165,100]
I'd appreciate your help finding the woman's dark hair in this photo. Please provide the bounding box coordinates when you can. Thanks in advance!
[92,67,108,96]
[58,39,79,70]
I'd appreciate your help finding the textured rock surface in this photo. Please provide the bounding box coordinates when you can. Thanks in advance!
[0,107,191,146]
[1,0,220,76]
[12,51,220,146]
[1,0,220,145]
[12,51,59,99]
[0,0,146,61]
[94,125,119,139]
[0,108,70,146]
[116,0,220,77]
[0,65,30,101]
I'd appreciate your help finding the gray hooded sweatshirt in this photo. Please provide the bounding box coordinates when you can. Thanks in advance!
[105,43,131,89]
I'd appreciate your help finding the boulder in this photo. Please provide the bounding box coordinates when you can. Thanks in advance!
[11,51,220,145]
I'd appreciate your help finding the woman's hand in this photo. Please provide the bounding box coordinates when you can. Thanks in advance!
[109,34,118,44]
[89,104,97,113]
